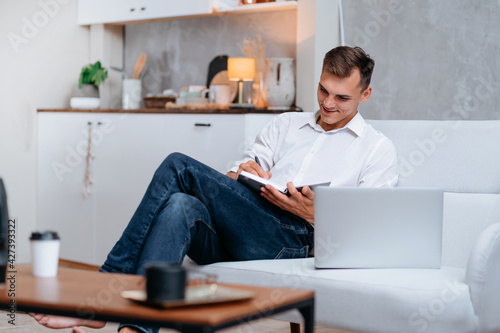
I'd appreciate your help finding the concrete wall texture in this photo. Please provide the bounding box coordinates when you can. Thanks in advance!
[344,0,500,120]
[124,10,297,95]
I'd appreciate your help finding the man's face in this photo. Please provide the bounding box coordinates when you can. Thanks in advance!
[316,69,372,131]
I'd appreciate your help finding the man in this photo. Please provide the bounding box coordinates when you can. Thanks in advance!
[32,46,398,333]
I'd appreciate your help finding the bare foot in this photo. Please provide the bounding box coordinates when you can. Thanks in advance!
[29,313,106,329]
[72,327,90,333]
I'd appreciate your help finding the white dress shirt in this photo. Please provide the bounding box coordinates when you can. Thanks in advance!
[229,111,398,188]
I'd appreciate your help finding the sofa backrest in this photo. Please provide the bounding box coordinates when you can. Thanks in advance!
[367,120,500,268]
[367,120,500,193]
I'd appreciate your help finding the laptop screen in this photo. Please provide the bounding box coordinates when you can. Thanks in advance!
[314,187,443,269]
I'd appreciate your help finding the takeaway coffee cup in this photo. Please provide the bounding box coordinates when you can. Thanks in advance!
[145,262,186,302]
[30,231,60,277]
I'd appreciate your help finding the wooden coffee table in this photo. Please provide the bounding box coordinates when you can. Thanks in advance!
[0,265,314,332]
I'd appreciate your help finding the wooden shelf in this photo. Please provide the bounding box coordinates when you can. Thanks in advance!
[213,1,298,15]
[37,107,301,114]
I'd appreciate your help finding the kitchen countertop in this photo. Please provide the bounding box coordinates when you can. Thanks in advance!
[37,107,301,114]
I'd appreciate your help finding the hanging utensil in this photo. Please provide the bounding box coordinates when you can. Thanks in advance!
[132,52,147,79]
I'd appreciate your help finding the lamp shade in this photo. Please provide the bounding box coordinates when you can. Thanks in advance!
[228,58,255,81]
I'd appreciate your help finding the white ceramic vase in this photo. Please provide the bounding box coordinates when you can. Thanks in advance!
[263,58,295,109]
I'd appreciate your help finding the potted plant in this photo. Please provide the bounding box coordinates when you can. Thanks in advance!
[70,61,108,109]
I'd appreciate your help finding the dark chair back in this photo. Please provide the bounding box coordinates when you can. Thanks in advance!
[0,178,9,283]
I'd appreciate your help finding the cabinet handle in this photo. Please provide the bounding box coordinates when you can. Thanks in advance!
[141,7,146,11]
[130,8,135,12]
[194,123,211,127]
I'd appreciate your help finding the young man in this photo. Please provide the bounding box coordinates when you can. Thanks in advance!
[32,46,398,333]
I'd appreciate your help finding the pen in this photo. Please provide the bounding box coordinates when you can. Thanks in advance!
[255,156,262,167]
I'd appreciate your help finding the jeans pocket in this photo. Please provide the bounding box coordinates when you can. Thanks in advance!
[274,245,309,259]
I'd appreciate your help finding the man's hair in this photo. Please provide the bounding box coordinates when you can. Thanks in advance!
[322,46,375,91]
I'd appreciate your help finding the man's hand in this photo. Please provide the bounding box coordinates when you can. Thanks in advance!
[226,160,272,180]
[226,160,314,222]
[261,182,315,223]
[226,171,238,180]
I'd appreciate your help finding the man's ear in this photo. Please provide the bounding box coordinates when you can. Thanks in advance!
[360,86,372,103]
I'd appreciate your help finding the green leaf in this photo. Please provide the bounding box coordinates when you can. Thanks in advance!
[78,61,108,87]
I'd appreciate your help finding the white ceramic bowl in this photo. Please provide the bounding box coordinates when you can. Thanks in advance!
[70,97,101,109]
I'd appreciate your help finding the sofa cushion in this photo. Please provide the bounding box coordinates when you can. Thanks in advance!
[466,223,500,333]
[196,259,477,333]
[366,120,500,193]
[442,193,499,268]
[466,196,500,333]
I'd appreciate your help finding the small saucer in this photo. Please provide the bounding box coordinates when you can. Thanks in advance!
[122,284,255,308]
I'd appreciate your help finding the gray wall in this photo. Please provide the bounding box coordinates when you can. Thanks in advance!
[344,0,500,120]
[124,10,297,95]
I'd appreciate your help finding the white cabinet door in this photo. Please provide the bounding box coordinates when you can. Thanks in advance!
[78,0,124,25]
[37,113,101,264]
[93,113,172,265]
[78,0,212,25]
[163,114,246,173]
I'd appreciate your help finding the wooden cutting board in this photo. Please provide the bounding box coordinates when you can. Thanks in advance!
[206,55,228,87]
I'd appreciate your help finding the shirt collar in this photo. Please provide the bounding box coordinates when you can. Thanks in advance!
[300,111,366,137]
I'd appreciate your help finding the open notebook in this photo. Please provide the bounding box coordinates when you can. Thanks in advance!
[237,171,330,196]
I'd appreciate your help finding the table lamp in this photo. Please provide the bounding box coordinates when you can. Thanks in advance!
[228,57,255,108]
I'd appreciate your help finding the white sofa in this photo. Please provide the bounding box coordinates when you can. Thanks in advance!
[193,119,500,333]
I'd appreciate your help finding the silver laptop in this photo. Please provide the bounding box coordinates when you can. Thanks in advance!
[314,187,443,269]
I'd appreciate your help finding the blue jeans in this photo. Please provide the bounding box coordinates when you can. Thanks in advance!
[100,153,314,333]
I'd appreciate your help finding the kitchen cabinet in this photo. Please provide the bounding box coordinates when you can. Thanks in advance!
[37,111,275,265]
[78,0,213,25]
[38,113,104,264]
[77,0,298,25]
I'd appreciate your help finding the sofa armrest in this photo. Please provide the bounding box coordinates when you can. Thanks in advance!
[466,211,500,333]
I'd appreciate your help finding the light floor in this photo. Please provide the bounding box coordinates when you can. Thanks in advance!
[0,310,350,332]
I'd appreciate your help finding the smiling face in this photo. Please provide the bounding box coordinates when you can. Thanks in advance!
[317,69,372,131]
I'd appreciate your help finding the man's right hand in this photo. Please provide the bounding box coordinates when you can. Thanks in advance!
[226,160,272,180]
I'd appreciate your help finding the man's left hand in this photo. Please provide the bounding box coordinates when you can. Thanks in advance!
[260,182,315,223]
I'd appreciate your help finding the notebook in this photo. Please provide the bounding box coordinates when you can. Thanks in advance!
[314,187,443,269]
[237,171,330,196]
